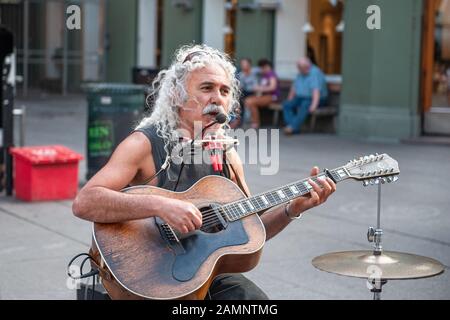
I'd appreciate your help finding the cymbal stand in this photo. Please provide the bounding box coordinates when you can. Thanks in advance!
[366,179,387,300]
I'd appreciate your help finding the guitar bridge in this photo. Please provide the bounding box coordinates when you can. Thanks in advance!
[155,217,185,255]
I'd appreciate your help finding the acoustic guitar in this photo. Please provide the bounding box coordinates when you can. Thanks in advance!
[92,153,399,299]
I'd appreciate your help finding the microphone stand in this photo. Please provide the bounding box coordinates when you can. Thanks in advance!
[173,113,228,191]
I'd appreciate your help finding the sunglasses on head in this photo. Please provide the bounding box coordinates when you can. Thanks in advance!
[183,51,205,63]
[182,50,223,64]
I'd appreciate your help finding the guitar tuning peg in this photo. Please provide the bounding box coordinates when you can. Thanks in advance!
[374,178,380,185]
[363,180,370,187]
[380,177,386,184]
[369,179,375,185]
[386,176,393,183]
[392,176,399,182]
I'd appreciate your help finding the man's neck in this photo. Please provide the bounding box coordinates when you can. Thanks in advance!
[177,123,195,140]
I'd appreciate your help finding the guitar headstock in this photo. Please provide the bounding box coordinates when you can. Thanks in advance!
[344,153,400,186]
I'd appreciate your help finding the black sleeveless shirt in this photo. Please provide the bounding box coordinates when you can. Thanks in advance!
[136,125,231,192]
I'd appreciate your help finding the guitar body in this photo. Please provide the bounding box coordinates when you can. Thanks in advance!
[92,175,266,300]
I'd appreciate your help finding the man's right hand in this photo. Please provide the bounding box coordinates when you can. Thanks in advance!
[158,198,203,234]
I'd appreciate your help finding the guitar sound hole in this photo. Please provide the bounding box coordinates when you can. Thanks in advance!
[200,205,226,234]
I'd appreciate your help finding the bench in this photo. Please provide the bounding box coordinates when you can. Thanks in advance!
[269,103,337,131]
[309,105,338,132]
[268,102,283,126]
[268,81,340,132]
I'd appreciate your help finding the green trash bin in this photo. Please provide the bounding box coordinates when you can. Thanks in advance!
[83,83,146,180]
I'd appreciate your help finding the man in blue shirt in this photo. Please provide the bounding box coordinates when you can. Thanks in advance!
[282,57,328,135]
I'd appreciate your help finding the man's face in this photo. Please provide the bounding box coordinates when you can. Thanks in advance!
[298,62,311,75]
[240,60,251,72]
[178,63,232,134]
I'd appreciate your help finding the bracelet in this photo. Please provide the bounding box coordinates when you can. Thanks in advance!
[284,201,303,220]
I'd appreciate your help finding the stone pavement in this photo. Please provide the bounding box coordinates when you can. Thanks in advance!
[0,94,449,299]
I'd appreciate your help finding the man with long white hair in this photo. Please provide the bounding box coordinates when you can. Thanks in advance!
[73,44,336,300]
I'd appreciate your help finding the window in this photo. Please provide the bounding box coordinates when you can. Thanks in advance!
[307,0,344,75]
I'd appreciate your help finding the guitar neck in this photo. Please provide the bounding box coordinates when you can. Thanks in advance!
[222,166,350,222]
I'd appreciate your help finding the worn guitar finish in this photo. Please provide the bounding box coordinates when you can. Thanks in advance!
[93,175,266,300]
[93,154,400,300]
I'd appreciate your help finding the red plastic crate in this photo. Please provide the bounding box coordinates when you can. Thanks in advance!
[10,145,83,201]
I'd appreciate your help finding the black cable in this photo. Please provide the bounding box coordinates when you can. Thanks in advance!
[67,253,99,279]
[67,253,90,274]
[79,256,92,275]
[173,161,185,191]
[67,252,100,300]
[141,155,171,185]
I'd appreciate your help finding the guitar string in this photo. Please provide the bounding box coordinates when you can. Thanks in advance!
[198,187,303,224]
[193,168,391,229]
[186,181,317,229]
[199,174,332,221]
[168,162,392,231]
[165,171,343,230]
[181,176,333,230]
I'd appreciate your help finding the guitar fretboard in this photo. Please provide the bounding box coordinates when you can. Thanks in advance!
[221,167,349,221]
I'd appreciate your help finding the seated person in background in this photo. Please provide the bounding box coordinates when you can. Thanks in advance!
[446,65,450,107]
[238,58,258,100]
[244,59,280,129]
[236,58,259,127]
[282,57,328,135]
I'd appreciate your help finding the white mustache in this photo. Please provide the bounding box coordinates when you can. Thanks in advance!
[202,104,226,116]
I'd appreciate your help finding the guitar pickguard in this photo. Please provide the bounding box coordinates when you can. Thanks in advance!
[172,220,249,282]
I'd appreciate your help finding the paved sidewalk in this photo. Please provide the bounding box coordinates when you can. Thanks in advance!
[0,94,449,299]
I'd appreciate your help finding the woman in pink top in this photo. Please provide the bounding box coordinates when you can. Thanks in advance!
[244,59,280,129]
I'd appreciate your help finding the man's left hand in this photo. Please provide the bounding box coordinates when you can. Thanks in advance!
[287,166,336,217]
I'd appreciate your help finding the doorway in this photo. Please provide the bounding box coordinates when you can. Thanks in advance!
[421,0,450,135]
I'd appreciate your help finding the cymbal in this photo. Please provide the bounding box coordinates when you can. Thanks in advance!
[312,250,445,280]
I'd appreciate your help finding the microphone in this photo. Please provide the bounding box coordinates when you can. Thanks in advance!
[190,112,227,172]
[175,111,229,191]
[206,113,228,172]
[192,112,228,143]
[188,112,228,155]
[214,112,228,125]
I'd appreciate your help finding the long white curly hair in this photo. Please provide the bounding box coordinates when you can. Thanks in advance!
[136,44,241,155]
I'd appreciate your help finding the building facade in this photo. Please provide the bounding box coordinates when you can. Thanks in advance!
[1,0,448,141]
[103,0,450,141]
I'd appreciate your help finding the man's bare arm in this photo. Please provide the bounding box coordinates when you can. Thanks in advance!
[72,132,202,233]
[73,132,161,222]
[287,85,296,101]
[309,89,321,112]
